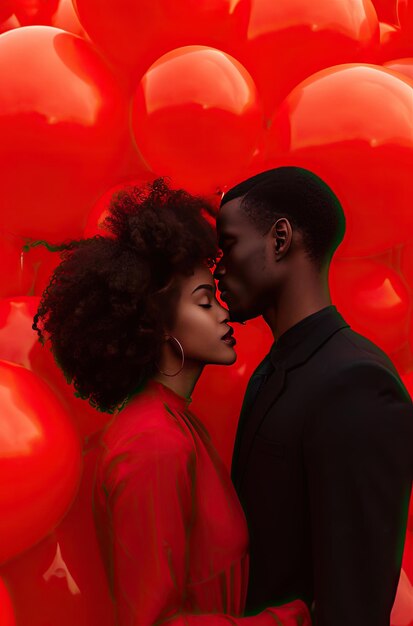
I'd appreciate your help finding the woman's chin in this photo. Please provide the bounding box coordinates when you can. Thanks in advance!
[213,350,237,366]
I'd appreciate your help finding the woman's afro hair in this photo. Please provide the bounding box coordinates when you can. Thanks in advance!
[33,178,219,413]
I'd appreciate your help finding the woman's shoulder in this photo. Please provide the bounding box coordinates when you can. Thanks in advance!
[98,385,194,464]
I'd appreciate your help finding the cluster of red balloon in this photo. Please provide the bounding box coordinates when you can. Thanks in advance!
[0,0,412,625]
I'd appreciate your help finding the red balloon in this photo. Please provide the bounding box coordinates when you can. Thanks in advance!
[131,46,263,194]
[329,257,410,355]
[192,317,273,469]
[231,0,379,116]
[0,577,15,626]
[0,360,82,564]
[73,0,250,83]
[265,64,413,257]
[0,26,132,240]
[0,231,35,298]
[385,57,413,80]
[0,436,114,626]
[0,296,112,438]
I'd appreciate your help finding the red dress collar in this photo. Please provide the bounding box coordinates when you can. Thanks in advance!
[146,379,192,411]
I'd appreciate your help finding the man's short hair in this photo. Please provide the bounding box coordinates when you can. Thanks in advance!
[221,166,346,268]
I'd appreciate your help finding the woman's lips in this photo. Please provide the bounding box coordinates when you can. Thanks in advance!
[222,336,236,346]
[221,329,236,346]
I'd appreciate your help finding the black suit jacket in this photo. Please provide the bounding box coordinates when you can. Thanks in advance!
[232,307,413,626]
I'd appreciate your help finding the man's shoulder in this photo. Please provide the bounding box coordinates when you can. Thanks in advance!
[308,326,412,405]
[315,325,398,375]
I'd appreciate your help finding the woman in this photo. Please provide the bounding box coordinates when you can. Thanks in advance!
[33,179,311,626]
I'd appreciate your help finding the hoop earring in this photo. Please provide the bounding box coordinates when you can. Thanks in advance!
[158,335,185,377]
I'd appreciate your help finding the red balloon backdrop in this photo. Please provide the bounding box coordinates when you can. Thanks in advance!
[0,360,82,564]
[0,2,412,623]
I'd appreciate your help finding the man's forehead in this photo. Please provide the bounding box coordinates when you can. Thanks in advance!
[217,196,246,231]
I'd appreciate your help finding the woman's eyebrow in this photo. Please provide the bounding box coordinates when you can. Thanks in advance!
[191,284,215,294]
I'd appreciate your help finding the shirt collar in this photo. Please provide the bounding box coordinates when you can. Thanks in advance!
[270,305,349,368]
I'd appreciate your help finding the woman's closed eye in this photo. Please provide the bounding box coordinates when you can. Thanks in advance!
[199,303,212,309]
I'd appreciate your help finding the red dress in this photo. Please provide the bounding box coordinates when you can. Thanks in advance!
[93,380,311,626]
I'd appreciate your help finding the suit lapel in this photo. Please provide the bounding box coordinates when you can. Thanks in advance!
[235,366,286,489]
[233,308,350,490]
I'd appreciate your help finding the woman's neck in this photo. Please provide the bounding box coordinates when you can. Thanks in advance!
[153,363,203,402]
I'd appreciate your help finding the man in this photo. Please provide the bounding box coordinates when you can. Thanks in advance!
[214,166,413,626]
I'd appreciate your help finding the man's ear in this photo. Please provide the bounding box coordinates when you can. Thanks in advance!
[270,218,292,258]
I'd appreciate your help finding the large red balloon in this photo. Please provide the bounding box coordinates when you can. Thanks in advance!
[0,296,112,438]
[329,257,411,355]
[73,0,250,83]
[231,0,379,116]
[131,46,263,194]
[265,64,413,257]
[0,360,82,564]
[0,26,133,240]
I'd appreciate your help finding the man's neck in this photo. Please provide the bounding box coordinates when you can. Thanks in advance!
[263,272,331,340]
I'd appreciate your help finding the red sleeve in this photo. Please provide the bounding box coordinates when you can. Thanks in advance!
[101,428,310,626]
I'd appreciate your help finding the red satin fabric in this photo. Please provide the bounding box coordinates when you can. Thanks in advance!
[93,380,310,626]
